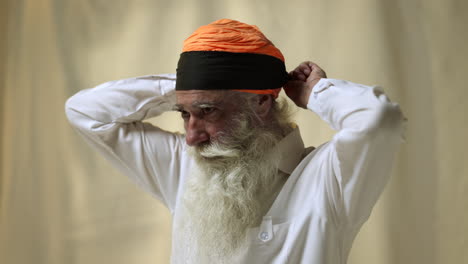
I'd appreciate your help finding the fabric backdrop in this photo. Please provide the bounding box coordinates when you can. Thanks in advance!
[1,0,467,263]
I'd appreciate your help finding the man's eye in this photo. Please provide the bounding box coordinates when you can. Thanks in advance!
[180,110,190,119]
[202,107,216,115]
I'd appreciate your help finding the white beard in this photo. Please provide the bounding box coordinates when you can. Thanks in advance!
[178,118,284,262]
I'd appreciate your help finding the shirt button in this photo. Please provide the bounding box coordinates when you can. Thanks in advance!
[260,231,270,241]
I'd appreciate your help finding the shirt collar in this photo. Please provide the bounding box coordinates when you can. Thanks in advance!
[275,125,305,175]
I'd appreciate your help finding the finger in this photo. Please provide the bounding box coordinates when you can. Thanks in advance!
[306,69,326,82]
[291,62,309,75]
[307,61,316,69]
[297,61,313,73]
[292,69,307,81]
[310,63,327,77]
[315,67,326,78]
[289,70,300,81]
[299,63,314,76]
[296,72,307,81]
[291,61,316,81]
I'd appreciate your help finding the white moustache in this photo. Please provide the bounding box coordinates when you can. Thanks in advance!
[198,143,240,159]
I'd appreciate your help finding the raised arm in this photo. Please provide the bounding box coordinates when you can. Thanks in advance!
[65,74,186,211]
[285,62,406,225]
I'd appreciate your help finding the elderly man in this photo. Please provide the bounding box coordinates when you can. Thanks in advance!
[65,19,405,264]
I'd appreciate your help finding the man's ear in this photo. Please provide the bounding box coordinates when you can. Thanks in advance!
[255,94,274,119]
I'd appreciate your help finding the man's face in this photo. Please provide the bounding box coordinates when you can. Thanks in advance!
[175,90,240,147]
[175,90,288,260]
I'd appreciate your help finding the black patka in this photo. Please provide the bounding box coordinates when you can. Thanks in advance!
[176,51,290,91]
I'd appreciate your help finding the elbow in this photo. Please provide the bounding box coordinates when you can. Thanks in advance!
[64,94,95,132]
[64,96,80,127]
[64,94,117,135]
[369,101,406,137]
[64,96,76,124]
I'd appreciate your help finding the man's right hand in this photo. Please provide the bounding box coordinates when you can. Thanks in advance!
[284,61,327,109]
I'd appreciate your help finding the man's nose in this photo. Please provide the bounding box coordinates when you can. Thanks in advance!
[185,117,209,146]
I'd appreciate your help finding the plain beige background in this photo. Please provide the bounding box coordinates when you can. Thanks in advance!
[1,0,467,263]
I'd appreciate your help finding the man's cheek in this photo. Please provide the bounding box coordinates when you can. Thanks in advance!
[206,123,226,137]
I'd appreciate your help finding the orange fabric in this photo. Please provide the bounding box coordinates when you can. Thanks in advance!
[232,88,282,98]
[183,19,285,62]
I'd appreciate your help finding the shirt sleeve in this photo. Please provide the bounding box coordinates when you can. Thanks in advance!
[64,74,186,211]
[307,78,407,225]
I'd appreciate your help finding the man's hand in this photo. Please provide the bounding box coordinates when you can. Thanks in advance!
[284,61,327,109]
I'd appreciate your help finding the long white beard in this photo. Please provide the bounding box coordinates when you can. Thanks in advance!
[179,118,284,262]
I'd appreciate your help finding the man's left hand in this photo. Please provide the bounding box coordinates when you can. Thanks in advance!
[284,61,327,109]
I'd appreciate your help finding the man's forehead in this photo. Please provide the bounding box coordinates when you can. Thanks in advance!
[175,90,227,107]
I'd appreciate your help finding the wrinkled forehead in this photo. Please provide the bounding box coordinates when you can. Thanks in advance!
[175,90,229,109]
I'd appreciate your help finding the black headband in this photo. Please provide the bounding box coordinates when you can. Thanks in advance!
[176,51,290,91]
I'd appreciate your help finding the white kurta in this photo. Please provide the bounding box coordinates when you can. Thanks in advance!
[65,74,406,264]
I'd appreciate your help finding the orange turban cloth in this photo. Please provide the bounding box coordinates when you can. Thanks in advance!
[176,19,289,98]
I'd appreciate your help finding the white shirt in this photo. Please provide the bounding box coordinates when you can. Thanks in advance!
[65,74,406,264]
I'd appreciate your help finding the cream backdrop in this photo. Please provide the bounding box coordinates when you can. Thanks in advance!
[1,0,467,263]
